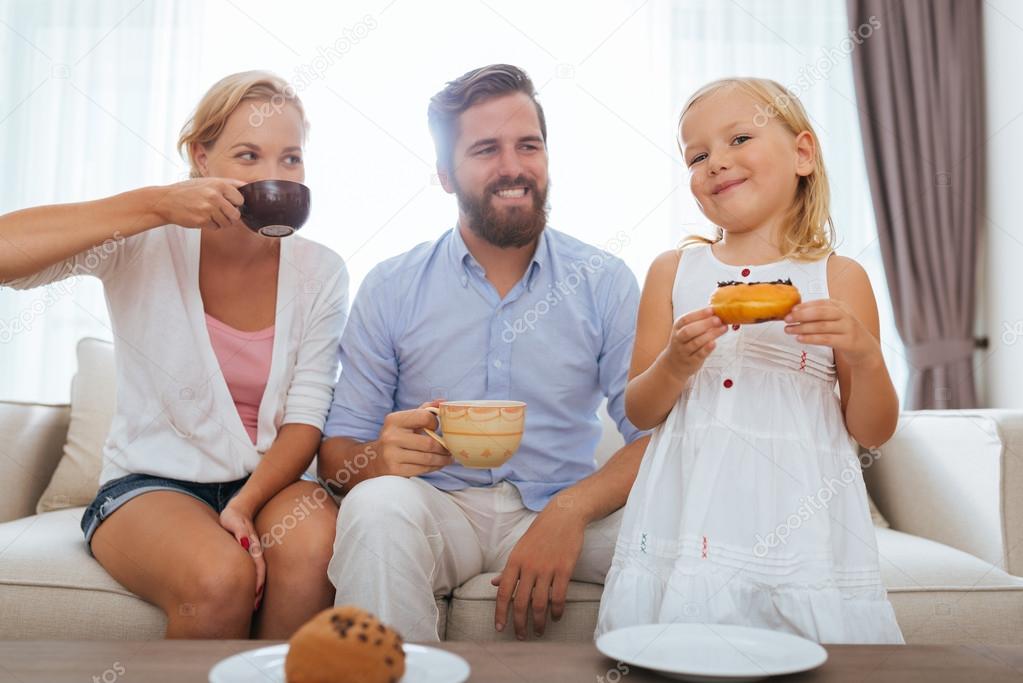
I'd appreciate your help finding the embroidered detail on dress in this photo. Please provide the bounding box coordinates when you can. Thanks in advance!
[701,535,709,559]
[640,533,648,554]
[799,350,808,371]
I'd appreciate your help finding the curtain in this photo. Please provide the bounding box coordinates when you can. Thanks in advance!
[0,0,200,402]
[847,0,984,408]
[1,0,902,404]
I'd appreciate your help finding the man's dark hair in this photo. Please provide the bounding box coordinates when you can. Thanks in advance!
[427,64,547,172]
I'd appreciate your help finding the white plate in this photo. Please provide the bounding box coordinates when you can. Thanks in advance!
[596,623,827,682]
[209,643,470,683]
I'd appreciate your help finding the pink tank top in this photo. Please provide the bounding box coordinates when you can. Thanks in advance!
[205,314,274,444]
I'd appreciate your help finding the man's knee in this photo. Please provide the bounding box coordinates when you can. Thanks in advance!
[336,475,433,538]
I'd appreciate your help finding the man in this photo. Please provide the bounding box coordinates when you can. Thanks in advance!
[320,63,649,642]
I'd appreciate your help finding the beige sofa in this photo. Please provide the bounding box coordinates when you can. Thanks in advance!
[2,340,1023,644]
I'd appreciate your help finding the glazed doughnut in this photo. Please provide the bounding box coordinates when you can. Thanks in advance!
[710,279,801,325]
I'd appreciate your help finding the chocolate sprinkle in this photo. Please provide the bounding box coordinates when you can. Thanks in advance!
[329,614,359,638]
[717,278,793,287]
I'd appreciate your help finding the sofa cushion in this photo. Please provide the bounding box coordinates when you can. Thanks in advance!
[0,402,69,523]
[447,573,604,641]
[877,527,1023,645]
[0,507,449,641]
[0,507,165,639]
[442,531,1023,645]
[3,509,1023,644]
[867,411,1020,573]
[36,338,115,513]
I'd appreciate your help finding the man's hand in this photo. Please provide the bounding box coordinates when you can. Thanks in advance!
[492,501,588,639]
[367,402,453,478]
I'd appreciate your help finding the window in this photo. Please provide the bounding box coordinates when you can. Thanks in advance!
[0,0,905,402]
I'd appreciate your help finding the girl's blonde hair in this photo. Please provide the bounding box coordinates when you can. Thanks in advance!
[177,70,308,178]
[678,77,834,260]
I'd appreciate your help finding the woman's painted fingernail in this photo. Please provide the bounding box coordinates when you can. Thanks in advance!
[240,537,250,550]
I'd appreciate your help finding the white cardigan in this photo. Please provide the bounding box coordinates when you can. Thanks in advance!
[6,226,349,484]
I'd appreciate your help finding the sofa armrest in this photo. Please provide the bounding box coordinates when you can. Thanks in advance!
[864,409,1023,576]
[0,401,70,523]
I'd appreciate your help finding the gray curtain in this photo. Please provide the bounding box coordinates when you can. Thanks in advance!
[847,0,984,409]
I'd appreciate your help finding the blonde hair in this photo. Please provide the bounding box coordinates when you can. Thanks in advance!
[677,77,834,261]
[177,70,308,178]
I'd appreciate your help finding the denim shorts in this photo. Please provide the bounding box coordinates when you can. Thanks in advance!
[81,473,249,546]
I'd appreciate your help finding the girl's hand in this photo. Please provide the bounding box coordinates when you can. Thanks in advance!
[153,178,245,230]
[663,307,727,380]
[784,299,883,368]
[219,504,265,612]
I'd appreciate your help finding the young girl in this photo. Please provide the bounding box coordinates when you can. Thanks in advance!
[0,71,345,639]
[596,78,904,644]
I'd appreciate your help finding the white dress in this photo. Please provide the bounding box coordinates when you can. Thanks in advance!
[596,245,903,644]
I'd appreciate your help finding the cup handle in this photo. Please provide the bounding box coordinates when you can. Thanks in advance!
[422,406,448,451]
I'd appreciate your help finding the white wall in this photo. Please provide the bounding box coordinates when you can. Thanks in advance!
[983,0,1023,408]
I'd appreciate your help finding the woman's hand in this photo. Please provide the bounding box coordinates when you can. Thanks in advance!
[153,178,245,230]
[784,299,883,368]
[219,503,265,612]
[662,307,727,380]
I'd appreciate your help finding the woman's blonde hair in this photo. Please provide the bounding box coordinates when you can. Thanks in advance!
[677,77,834,260]
[177,70,308,178]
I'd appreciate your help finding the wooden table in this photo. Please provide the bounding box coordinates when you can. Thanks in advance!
[1,640,1022,682]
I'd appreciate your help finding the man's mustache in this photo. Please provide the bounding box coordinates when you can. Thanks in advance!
[485,176,539,195]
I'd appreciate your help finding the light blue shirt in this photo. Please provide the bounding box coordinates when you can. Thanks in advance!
[324,227,645,510]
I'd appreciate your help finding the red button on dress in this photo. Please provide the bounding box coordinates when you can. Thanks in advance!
[723,379,734,388]
[741,268,751,277]
[732,324,740,331]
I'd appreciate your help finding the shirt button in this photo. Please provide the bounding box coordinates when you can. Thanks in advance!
[741,268,751,277]
[494,360,503,368]
[732,324,740,331]
[723,378,734,388]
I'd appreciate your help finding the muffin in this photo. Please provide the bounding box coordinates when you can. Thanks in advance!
[285,606,406,683]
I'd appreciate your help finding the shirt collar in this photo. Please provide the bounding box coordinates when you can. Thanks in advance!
[449,226,548,291]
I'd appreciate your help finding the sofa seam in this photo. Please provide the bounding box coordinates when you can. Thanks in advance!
[0,579,142,600]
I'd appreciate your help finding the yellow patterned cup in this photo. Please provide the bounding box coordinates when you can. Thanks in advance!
[423,400,526,469]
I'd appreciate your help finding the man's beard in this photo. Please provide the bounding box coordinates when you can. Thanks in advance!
[454,175,549,249]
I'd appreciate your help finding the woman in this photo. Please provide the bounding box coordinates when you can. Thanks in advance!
[0,71,345,639]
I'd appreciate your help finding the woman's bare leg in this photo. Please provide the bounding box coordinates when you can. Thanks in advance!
[91,491,256,638]
[252,481,338,638]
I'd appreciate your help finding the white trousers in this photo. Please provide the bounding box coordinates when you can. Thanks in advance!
[327,476,623,642]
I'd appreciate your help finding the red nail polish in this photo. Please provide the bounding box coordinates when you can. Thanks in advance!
[240,537,250,550]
